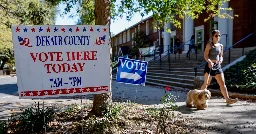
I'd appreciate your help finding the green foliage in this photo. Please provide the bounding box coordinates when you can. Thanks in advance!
[129,30,149,57]
[75,0,233,32]
[76,0,95,25]
[85,104,122,133]
[211,49,256,94]
[147,92,179,133]
[65,103,122,134]
[224,49,256,93]
[112,0,233,30]
[161,92,179,110]
[132,30,149,48]
[0,0,57,25]
[2,105,55,134]
[0,0,58,69]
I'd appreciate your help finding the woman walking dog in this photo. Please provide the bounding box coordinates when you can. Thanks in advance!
[200,30,238,105]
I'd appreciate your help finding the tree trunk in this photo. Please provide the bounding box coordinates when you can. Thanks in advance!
[92,0,112,116]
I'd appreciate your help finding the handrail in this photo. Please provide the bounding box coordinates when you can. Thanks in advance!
[140,46,156,57]
[149,39,191,63]
[187,40,208,60]
[193,32,254,77]
[223,32,254,52]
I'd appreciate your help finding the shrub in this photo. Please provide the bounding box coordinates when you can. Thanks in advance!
[2,104,55,134]
[211,48,256,94]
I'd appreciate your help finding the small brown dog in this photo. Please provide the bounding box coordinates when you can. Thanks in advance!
[186,89,211,110]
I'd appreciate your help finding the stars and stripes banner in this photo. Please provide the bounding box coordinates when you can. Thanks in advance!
[20,86,108,99]
[12,25,110,99]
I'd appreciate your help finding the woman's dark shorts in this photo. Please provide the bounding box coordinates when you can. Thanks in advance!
[204,63,223,76]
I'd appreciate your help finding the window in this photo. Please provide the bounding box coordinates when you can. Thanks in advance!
[135,28,136,34]
[127,30,130,42]
[123,32,126,43]
[146,21,149,35]
[138,25,140,31]
[115,37,118,46]
[132,32,134,45]
[119,34,122,44]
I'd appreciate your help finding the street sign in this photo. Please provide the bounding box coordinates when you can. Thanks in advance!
[116,57,148,85]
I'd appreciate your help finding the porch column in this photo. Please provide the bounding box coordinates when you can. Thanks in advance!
[163,22,171,54]
[183,16,194,53]
[218,1,229,48]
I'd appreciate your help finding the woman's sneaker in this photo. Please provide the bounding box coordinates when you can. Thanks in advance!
[226,98,238,105]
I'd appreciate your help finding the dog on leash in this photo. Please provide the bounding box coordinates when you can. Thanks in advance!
[186,89,211,110]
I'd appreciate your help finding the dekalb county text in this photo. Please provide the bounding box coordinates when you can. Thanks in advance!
[30,51,97,73]
[36,36,90,46]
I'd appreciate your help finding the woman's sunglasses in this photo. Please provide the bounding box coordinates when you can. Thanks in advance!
[215,35,221,37]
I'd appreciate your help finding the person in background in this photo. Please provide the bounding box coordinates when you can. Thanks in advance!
[174,37,181,54]
[200,30,238,105]
[186,35,197,58]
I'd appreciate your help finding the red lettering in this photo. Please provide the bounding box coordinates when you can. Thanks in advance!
[91,51,97,60]
[39,52,48,62]
[44,62,85,73]
[72,52,76,60]
[70,63,78,72]
[77,63,85,71]
[65,51,97,61]
[30,53,38,62]
[52,64,62,73]
[84,51,90,60]
[66,52,71,61]
[77,51,83,60]
[48,52,54,61]
[44,64,52,73]
[61,63,70,72]
[55,52,63,61]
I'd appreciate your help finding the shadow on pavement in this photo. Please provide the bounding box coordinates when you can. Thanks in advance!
[0,84,18,96]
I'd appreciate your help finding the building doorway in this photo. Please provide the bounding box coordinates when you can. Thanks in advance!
[195,25,204,52]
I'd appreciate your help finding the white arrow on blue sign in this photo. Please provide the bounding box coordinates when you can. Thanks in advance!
[116,57,148,85]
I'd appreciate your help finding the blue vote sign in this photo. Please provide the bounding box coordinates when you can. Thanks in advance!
[116,57,148,85]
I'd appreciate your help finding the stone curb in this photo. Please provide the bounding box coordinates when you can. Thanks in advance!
[208,88,256,101]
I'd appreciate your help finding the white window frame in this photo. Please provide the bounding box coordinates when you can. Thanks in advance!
[146,21,149,35]
[123,32,126,43]
[115,37,118,46]
[132,32,134,45]
[119,34,122,44]
[127,30,130,42]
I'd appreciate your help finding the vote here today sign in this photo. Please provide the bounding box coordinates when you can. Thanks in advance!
[12,25,110,99]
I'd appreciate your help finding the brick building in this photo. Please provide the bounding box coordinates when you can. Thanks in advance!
[178,0,256,53]
[111,0,255,56]
[111,16,166,57]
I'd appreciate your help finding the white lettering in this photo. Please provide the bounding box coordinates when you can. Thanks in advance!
[120,59,127,68]
[139,63,146,71]
[126,61,134,69]
[134,61,140,70]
